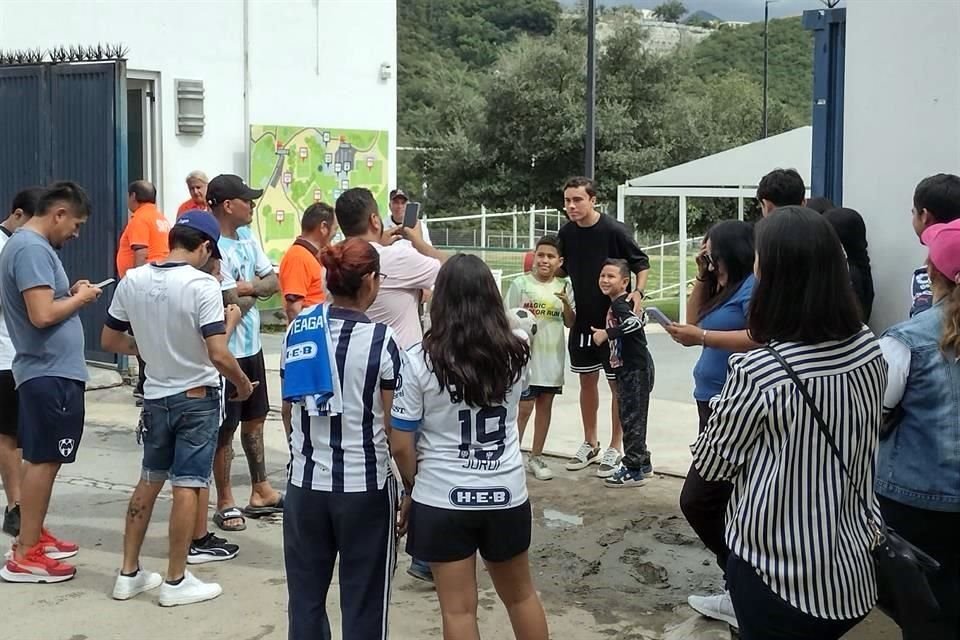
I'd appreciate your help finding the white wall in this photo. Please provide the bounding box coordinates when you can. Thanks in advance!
[0,0,396,219]
[843,0,960,330]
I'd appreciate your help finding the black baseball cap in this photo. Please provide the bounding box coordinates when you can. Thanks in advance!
[389,188,409,202]
[206,174,263,207]
[175,210,222,258]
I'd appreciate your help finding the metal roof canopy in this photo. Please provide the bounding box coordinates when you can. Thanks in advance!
[615,126,813,324]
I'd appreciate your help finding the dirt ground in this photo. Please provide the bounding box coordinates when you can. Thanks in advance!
[2,398,903,639]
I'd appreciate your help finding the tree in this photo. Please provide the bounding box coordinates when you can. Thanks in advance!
[653,0,687,23]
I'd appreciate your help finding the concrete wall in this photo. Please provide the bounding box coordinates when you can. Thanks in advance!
[843,0,960,330]
[0,0,396,218]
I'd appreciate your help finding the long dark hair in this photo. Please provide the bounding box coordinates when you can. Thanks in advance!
[749,207,863,344]
[823,207,875,321]
[697,220,755,322]
[424,254,530,407]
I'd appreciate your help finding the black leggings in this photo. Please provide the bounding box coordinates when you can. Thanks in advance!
[679,401,733,573]
[727,554,865,640]
[878,495,960,639]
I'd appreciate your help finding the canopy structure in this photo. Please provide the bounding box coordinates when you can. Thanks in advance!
[616,126,812,323]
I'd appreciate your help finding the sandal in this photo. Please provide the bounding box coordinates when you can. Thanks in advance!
[243,493,285,519]
[213,506,246,532]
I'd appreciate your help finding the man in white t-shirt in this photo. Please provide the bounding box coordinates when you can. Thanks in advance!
[0,187,45,538]
[101,212,254,607]
[334,188,446,350]
[382,188,432,246]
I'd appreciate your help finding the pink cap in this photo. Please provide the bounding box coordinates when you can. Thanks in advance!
[921,219,960,283]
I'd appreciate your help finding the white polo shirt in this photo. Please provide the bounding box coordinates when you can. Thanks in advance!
[106,262,225,399]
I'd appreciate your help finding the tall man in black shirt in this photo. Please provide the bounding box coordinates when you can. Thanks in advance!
[557,177,650,478]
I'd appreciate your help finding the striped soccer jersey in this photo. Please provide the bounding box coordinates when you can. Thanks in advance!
[219,226,274,358]
[391,340,529,511]
[284,307,402,492]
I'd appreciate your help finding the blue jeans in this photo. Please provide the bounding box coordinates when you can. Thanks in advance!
[141,388,221,488]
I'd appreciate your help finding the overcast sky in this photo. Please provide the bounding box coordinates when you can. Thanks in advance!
[570,0,843,22]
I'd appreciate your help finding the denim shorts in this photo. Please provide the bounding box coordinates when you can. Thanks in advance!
[141,388,221,488]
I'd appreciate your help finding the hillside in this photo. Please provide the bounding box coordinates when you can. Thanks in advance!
[688,16,813,123]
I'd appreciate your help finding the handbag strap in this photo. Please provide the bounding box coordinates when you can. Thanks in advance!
[764,346,878,531]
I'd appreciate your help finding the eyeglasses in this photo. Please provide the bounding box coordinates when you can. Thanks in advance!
[376,272,388,281]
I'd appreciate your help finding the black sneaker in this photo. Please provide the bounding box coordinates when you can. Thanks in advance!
[2,504,20,537]
[187,532,239,565]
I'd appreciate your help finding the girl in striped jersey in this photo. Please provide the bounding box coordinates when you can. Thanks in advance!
[390,255,549,640]
[282,238,402,640]
[692,207,885,639]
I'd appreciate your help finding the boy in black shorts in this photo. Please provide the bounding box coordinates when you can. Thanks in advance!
[591,259,654,488]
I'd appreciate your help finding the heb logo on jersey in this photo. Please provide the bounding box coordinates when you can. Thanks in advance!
[285,341,318,364]
[449,487,511,508]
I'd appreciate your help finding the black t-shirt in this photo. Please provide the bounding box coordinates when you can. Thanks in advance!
[557,214,650,329]
[606,293,648,370]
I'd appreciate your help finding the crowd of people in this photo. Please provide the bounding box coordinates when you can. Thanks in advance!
[0,165,957,640]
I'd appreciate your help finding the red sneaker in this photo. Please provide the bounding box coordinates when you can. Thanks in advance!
[0,543,76,583]
[39,528,79,560]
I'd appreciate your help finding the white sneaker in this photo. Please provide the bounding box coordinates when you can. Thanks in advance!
[112,568,163,600]
[564,442,601,471]
[526,455,554,481]
[158,571,223,607]
[595,447,622,478]
[687,592,739,629]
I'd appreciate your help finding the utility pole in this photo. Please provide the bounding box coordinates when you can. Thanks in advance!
[762,0,769,138]
[585,0,597,178]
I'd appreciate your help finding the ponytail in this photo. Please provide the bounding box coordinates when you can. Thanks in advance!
[941,281,960,355]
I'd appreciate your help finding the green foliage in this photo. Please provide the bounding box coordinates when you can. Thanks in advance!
[653,0,687,23]
[397,2,813,235]
[690,16,813,123]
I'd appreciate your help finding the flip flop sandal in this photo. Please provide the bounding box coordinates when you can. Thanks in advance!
[243,493,285,518]
[213,506,247,532]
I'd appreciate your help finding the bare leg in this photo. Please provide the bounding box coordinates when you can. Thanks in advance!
[15,461,61,557]
[607,377,623,452]
[517,400,535,446]
[240,419,280,507]
[194,487,209,539]
[531,395,554,457]
[213,427,237,511]
[485,551,549,640]
[0,434,21,507]
[579,371,600,446]
[120,479,165,574]
[167,487,200,581]
[431,556,481,640]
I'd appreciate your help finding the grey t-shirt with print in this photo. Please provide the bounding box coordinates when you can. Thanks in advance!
[0,228,88,385]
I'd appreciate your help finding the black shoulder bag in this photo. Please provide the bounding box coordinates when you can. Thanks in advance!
[765,346,941,626]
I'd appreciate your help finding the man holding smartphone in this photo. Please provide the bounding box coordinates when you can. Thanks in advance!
[102,211,253,606]
[383,188,432,245]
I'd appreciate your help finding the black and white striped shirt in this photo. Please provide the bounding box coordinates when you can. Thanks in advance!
[286,307,402,492]
[692,328,886,620]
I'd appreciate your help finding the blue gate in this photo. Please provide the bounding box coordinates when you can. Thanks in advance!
[0,60,127,365]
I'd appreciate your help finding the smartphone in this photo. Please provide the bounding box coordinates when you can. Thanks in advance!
[645,306,672,329]
[94,278,116,289]
[229,380,260,401]
[403,201,421,228]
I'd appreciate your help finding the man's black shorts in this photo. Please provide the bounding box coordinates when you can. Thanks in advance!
[18,376,85,464]
[568,326,616,380]
[221,350,270,431]
[0,370,18,440]
[406,500,532,563]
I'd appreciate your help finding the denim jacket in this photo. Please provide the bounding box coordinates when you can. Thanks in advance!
[876,302,960,512]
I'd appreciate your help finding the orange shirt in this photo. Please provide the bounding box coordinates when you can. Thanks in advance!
[177,199,209,218]
[279,238,325,308]
[116,203,171,277]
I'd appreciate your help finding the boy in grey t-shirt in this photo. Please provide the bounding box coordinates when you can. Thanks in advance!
[0,182,101,584]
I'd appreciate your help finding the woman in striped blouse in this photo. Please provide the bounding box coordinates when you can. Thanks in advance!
[692,206,886,639]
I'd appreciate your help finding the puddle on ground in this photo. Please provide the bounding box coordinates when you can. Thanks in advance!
[542,508,583,528]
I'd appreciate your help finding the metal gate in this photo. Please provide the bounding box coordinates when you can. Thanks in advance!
[0,59,126,365]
